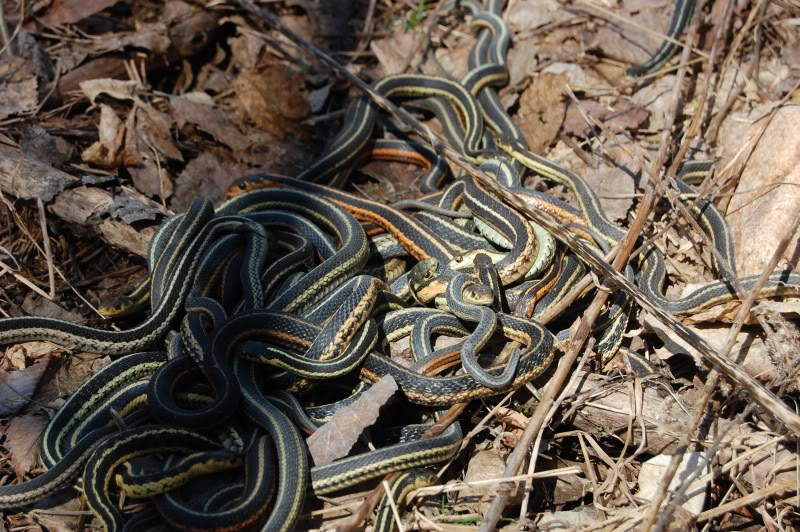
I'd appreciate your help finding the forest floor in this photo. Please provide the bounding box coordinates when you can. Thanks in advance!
[0,0,799,530]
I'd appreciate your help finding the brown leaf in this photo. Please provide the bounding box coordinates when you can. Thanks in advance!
[124,102,179,199]
[371,31,423,76]
[506,0,571,33]
[642,312,781,384]
[630,76,676,133]
[306,375,398,467]
[516,73,567,154]
[80,79,141,105]
[19,124,72,169]
[427,41,472,80]
[234,63,309,139]
[594,3,670,70]
[496,406,528,430]
[229,32,269,72]
[81,104,128,167]
[0,56,38,119]
[36,354,110,405]
[171,151,247,211]
[5,343,62,369]
[41,0,119,25]
[562,99,649,137]
[170,94,250,151]
[22,295,86,324]
[462,450,518,512]
[589,151,637,223]
[721,105,800,275]
[4,412,48,480]
[89,23,171,56]
[0,356,51,416]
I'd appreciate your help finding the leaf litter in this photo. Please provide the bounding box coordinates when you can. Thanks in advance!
[0,0,799,529]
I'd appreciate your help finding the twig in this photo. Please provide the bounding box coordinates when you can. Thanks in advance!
[698,481,795,523]
[518,343,595,518]
[641,207,800,532]
[36,199,55,299]
[410,466,583,497]
[357,0,378,52]
[382,479,406,532]
[0,194,100,314]
[706,0,768,144]
[0,0,17,58]
[0,261,50,300]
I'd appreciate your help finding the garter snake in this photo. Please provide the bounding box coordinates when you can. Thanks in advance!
[374,469,437,532]
[225,175,456,263]
[4,2,799,530]
[0,200,216,355]
[626,0,696,77]
[289,73,485,184]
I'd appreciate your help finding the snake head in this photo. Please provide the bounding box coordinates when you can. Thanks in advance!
[408,258,445,304]
[462,282,495,306]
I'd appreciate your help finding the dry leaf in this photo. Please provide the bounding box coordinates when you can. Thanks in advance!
[124,102,180,199]
[89,23,171,56]
[229,31,269,71]
[0,356,51,416]
[371,31,423,76]
[590,162,636,224]
[170,95,250,151]
[721,105,800,275]
[37,354,110,405]
[19,124,72,169]
[0,56,38,119]
[506,0,571,33]
[81,104,128,167]
[562,99,649,137]
[426,40,473,79]
[506,42,539,87]
[534,510,603,530]
[516,73,567,154]
[594,3,670,69]
[4,412,48,480]
[541,63,609,93]
[41,0,119,25]
[462,450,514,513]
[30,496,85,531]
[234,63,309,139]
[496,406,528,430]
[22,296,86,324]
[80,79,141,105]
[171,151,247,211]
[306,375,398,467]
[630,76,676,132]
[5,343,62,369]
[642,312,781,384]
